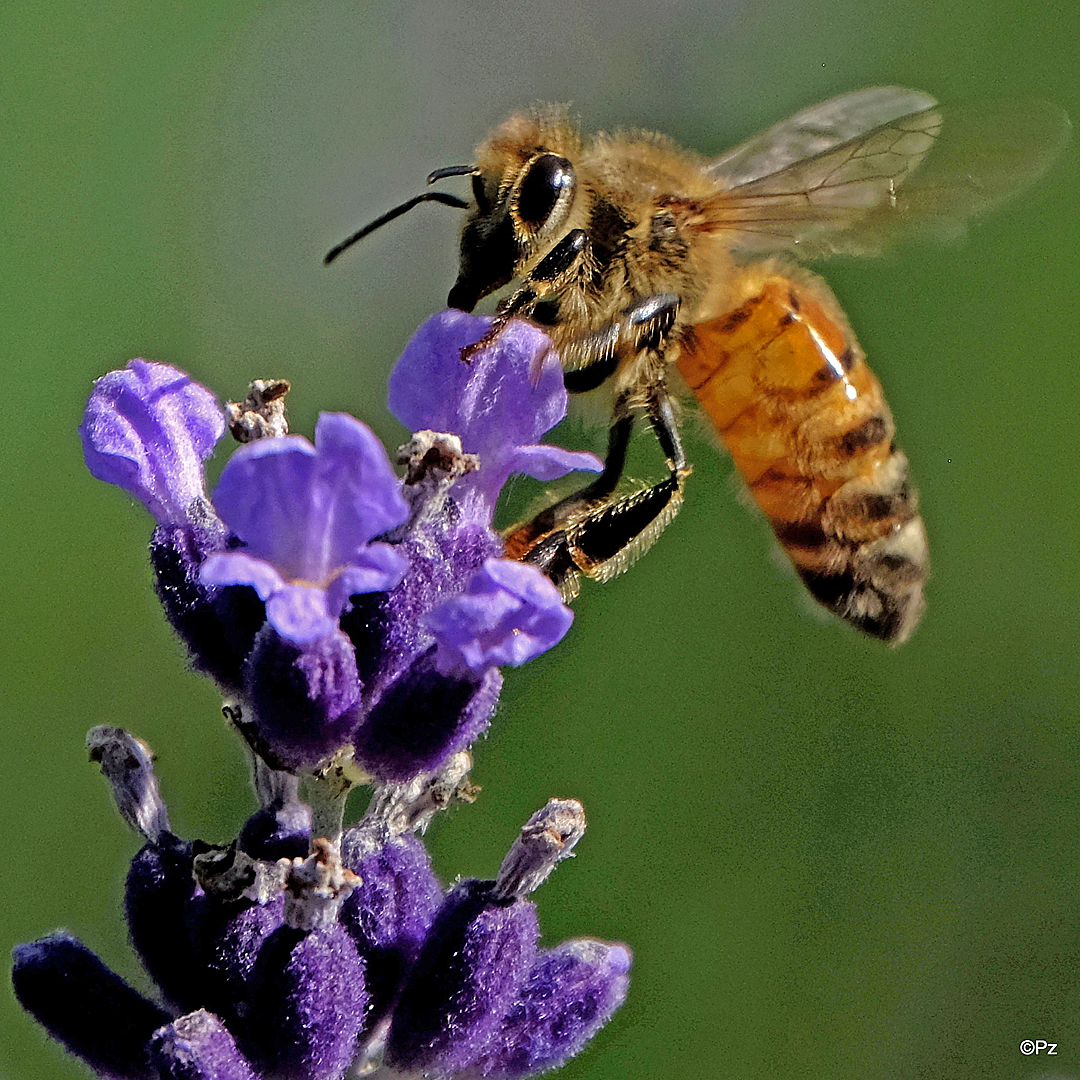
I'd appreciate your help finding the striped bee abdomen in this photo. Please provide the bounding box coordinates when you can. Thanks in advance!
[677,271,928,643]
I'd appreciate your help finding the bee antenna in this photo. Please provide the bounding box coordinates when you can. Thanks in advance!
[323,191,469,265]
[426,164,477,184]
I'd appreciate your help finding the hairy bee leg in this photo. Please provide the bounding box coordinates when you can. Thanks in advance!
[506,393,636,554]
[562,293,680,392]
[505,383,689,594]
[646,386,687,473]
[461,229,589,362]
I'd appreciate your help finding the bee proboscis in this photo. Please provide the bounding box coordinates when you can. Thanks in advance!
[328,87,1069,643]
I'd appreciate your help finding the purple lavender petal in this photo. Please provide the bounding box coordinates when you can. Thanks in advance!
[340,834,443,1018]
[463,940,632,1079]
[503,443,602,482]
[150,1010,261,1080]
[126,835,207,1013]
[12,931,171,1080]
[211,436,318,580]
[211,415,408,584]
[243,624,362,771]
[388,313,560,447]
[388,313,598,507]
[310,411,411,554]
[81,360,226,525]
[427,559,573,675]
[264,585,338,645]
[352,646,502,783]
[247,925,368,1080]
[325,544,410,618]
[200,552,285,602]
[387,880,539,1076]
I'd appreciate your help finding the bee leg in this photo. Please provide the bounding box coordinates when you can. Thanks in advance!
[647,385,688,473]
[504,383,689,596]
[461,230,589,362]
[562,293,680,393]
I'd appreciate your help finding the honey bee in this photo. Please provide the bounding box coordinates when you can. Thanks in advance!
[327,88,1068,644]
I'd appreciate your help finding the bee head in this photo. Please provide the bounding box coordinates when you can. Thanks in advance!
[449,111,581,312]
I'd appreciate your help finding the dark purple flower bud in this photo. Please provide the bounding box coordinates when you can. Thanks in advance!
[242,624,363,772]
[149,1010,261,1080]
[388,312,601,512]
[247,924,368,1080]
[239,762,313,861]
[340,833,443,1017]
[386,879,539,1076]
[190,892,286,1029]
[125,834,208,1013]
[12,931,171,1080]
[427,558,573,676]
[201,412,409,645]
[150,521,265,693]
[352,645,502,783]
[239,803,312,863]
[462,940,632,1079]
[80,359,226,526]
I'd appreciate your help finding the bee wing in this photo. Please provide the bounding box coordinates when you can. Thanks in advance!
[704,91,1070,257]
[707,86,940,187]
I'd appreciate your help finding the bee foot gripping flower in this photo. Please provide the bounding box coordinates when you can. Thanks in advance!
[14,730,630,1080]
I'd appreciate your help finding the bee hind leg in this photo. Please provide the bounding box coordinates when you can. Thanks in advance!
[504,386,689,597]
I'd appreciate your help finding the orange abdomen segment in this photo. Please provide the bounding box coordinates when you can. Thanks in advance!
[677,272,928,643]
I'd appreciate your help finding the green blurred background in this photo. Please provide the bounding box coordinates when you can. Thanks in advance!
[4,2,1080,1078]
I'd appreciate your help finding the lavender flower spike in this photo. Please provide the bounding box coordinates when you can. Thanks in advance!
[389,311,601,514]
[201,412,410,645]
[80,359,225,526]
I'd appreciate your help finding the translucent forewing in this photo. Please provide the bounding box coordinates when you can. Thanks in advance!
[705,93,1070,257]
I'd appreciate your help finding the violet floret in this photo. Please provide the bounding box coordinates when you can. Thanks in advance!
[80,359,225,527]
[388,311,601,513]
[428,557,574,676]
[201,413,410,646]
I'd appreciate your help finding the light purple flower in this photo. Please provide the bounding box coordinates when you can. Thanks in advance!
[427,558,574,675]
[201,413,410,645]
[388,311,601,512]
[80,359,225,526]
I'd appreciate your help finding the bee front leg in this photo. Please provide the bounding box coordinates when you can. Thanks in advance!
[461,229,590,362]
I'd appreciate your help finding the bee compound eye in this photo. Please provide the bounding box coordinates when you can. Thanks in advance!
[516,154,575,230]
